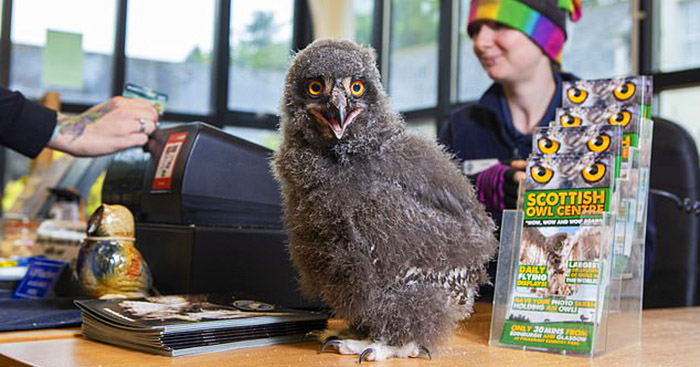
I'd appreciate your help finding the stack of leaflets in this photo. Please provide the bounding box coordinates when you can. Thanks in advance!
[75,294,328,357]
[494,76,653,355]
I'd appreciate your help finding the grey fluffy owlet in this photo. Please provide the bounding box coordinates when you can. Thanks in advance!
[271,39,497,361]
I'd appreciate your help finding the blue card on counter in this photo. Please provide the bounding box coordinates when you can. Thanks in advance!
[13,259,67,299]
[123,82,168,115]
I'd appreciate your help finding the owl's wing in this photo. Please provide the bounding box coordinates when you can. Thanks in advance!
[520,227,549,265]
[392,136,482,218]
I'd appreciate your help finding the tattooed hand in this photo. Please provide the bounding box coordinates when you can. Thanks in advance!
[47,96,159,157]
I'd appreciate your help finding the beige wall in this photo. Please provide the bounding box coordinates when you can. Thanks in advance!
[308,0,355,39]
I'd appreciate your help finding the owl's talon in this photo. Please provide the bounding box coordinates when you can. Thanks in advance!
[319,339,343,354]
[358,347,374,363]
[419,345,432,360]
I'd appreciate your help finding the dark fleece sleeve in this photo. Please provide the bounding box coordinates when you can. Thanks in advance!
[0,86,57,158]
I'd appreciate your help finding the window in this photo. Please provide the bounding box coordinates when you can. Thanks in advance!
[10,0,116,105]
[354,0,374,46]
[125,0,215,115]
[406,117,437,138]
[228,0,294,115]
[562,0,632,79]
[457,0,493,102]
[659,87,700,149]
[388,0,439,111]
[658,0,700,72]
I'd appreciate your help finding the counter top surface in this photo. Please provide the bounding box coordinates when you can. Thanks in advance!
[0,303,698,367]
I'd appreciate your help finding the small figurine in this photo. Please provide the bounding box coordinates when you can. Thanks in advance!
[76,204,152,299]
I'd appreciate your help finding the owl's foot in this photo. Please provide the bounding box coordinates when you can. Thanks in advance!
[329,340,430,362]
[314,330,431,363]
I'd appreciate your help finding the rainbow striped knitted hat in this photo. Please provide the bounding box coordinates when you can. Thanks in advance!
[468,0,582,63]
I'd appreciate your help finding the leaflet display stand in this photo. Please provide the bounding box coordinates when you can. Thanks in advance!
[489,77,653,357]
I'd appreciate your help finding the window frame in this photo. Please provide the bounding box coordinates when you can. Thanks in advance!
[642,0,700,94]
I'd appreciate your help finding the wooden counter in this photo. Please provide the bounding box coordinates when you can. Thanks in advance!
[0,303,698,367]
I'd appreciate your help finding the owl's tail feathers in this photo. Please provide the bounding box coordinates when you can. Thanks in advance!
[356,285,462,352]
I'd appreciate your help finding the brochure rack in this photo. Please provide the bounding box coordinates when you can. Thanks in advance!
[489,77,654,357]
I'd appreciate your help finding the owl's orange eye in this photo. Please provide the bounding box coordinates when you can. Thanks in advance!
[560,114,582,127]
[531,165,553,184]
[350,80,365,96]
[614,82,636,101]
[587,134,611,152]
[608,111,632,127]
[582,163,606,183]
[567,87,588,104]
[308,80,323,96]
[537,137,560,154]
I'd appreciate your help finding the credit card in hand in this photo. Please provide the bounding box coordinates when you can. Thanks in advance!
[123,82,168,115]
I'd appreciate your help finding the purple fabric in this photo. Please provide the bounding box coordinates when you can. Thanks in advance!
[476,163,511,212]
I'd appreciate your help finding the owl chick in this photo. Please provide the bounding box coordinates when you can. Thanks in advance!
[272,39,497,361]
[76,204,152,299]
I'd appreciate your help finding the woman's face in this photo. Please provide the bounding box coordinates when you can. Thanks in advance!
[472,21,550,83]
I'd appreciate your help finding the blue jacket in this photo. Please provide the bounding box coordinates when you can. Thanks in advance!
[439,72,656,282]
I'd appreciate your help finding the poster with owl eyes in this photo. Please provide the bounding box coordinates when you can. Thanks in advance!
[522,153,614,194]
[562,76,653,111]
[553,104,643,134]
[499,152,614,353]
[533,125,622,156]
[553,104,646,182]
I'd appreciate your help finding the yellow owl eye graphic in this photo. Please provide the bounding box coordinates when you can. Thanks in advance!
[567,87,588,104]
[587,134,611,152]
[531,165,554,184]
[350,80,365,97]
[308,80,324,96]
[582,163,606,183]
[613,82,636,101]
[608,110,632,127]
[537,137,560,154]
[560,114,582,127]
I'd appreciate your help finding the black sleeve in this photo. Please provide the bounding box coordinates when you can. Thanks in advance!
[0,86,57,158]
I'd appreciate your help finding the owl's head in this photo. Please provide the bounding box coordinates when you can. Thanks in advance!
[281,39,398,146]
[87,204,135,238]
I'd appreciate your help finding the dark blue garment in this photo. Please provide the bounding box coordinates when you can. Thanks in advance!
[0,86,57,158]
[439,72,571,162]
[438,71,656,284]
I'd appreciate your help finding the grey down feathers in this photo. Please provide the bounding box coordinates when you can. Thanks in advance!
[272,38,498,351]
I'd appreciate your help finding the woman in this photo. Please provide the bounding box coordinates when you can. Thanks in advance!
[439,0,655,286]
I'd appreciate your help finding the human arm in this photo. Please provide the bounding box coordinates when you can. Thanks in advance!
[0,86,158,158]
[474,159,525,212]
[0,87,56,158]
[47,96,158,157]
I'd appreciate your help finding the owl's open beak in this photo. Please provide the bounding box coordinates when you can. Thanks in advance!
[328,88,349,139]
[309,90,362,140]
